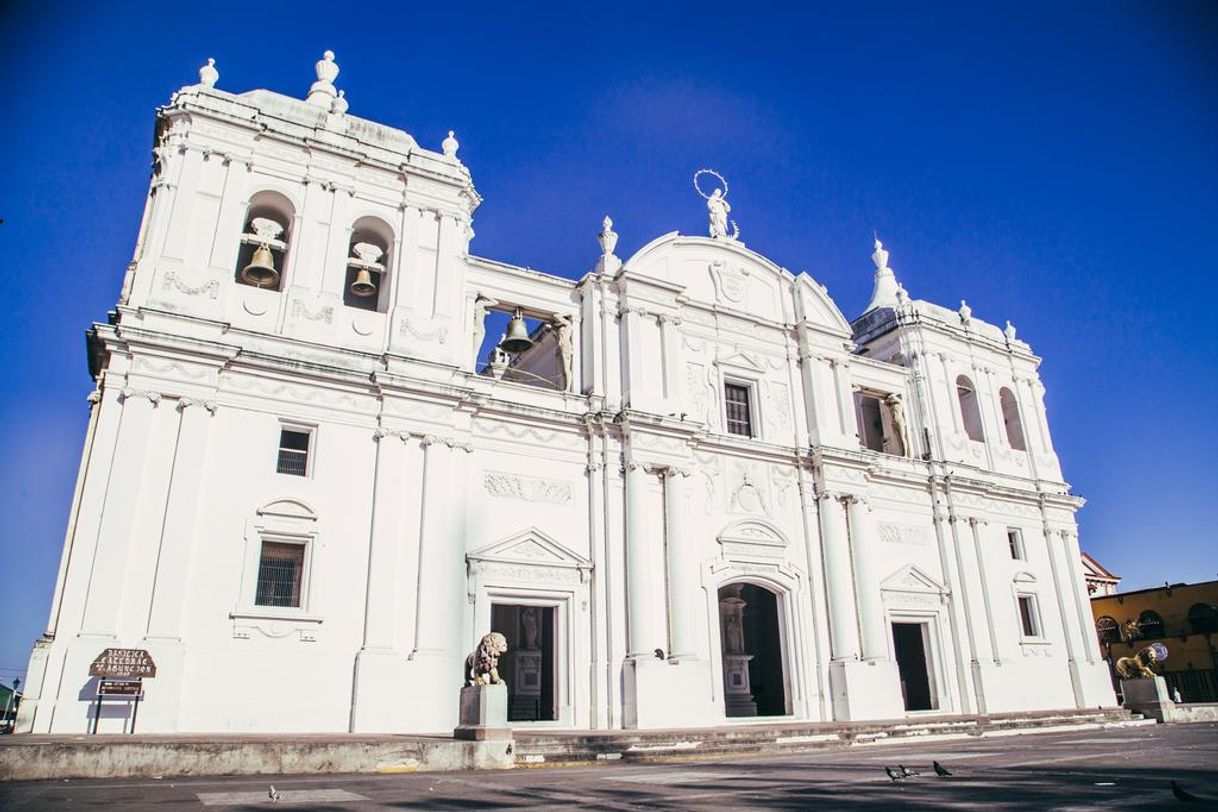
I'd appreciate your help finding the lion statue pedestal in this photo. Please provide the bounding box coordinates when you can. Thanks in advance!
[454,632,512,742]
[1120,676,1176,723]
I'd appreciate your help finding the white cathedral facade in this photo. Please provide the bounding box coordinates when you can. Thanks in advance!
[18,53,1116,735]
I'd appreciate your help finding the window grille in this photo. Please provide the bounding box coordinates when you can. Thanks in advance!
[1018,595,1040,637]
[1096,616,1120,644]
[255,541,304,608]
[276,428,310,476]
[724,383,752,437]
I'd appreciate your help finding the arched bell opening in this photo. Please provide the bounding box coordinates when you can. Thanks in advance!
[343,216,394,312]
[717,581,791,718]
[234,191,294,291]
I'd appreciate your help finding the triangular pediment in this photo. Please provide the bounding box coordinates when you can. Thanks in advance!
[468,527,591,571]
[716,350,767,373]
[881,564,948,595]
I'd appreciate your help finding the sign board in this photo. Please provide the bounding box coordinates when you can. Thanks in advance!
[98,679,143,697]
[89,648,157,679]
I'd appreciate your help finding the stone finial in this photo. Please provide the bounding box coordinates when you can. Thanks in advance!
[595,215,622,274]
[1004,320,1017,341]
[198,57,218,88]
[442,130,460,158]
[864,234,902,313]
[598,216,619,257]
[871,237,889,271]
[307,50,340,107]
[331,89,349,115]
[896,284,910,306]
[959,299,973,324]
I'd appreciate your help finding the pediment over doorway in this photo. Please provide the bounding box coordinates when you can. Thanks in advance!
[467,527,591,573]
[718,518,789,561]
[880,564,949,597]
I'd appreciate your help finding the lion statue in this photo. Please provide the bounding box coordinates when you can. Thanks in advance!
[1115,645,1160,679]
[466,632,508,686]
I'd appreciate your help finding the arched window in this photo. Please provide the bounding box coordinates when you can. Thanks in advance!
[235,191,294,291]
[999,387,1027,450]
[956,375,985,442]
[343,216,393,312]
[1137,610,1164,639]
[1096,616,1120,644]
[1188,603,1217,635]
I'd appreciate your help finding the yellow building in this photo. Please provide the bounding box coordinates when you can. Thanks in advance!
[1090,579,1218,702]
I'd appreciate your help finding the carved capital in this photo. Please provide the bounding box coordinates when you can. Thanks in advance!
[178,397,218,414]
[121,388,162,405]
[420,434,442,447]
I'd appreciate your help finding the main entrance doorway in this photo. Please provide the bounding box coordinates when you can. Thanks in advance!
[491,604,557,722]
[892,621,936,711]
[717,583,790,717]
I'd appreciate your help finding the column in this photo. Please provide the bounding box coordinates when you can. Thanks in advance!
[359,429,412,651]
[950,513,989,664]
[80,389,160,637]
[1062,530,1100,662]
[817,492,860,660]
[968,518,1002,663]
[846,496,887,660]
[658,315,683,408]
[625,460,662,657]
[144,398,217,640]
[931,500,976,713]
[664,467,697,660]
[831,360,853,439]
[410,436,462,657]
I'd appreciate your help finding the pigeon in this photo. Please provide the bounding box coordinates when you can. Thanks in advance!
[899,765,919,778]
[885,766,905,782]
[933,760,952,778]
[268,785,281,802]
[1172,780,1199,803]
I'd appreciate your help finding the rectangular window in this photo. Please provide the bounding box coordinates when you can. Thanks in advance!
[276,428,311,476]
[724,383,753,437]
[1007,529,1024,560]
[1017,595,1040,638]
[255,541,305,608]
[854,392,885,452]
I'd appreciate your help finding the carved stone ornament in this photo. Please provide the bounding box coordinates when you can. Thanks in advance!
[483,470,572,505]
[709,260,750,305]
[162,269,219,299]
[694,169,740,240]
[465,632,508,686]
[291,299,334,324]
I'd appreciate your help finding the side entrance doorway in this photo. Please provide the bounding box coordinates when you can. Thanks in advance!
[717,582,791,717]
[892,621,937,711]
[491,604,556,722]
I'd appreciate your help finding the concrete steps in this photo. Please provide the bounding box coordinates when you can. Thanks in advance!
[513,708,1151,767]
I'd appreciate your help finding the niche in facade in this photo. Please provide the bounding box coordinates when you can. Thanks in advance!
[343,217,393,312]
[234,191,294,291]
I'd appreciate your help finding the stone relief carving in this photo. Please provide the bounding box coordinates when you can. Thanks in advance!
[728,467,770,516]
[483,471,572,505]
[400,317,449,345]
[162,269,219,299]
[709,260,750,305]
[291,299,334,324]
[766,381,792,433]
[877,523,931,547]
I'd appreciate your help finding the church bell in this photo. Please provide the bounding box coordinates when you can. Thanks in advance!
[349,267,377,298]
[500,308,534,354]
[240,243,279,288]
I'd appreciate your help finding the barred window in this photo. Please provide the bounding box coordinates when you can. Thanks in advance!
[255,541,305,608]
[724,383,753,437]
[1017,595,1041,638]
[276,428,311,476]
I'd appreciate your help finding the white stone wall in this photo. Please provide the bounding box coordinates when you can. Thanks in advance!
[16,69,1115,736]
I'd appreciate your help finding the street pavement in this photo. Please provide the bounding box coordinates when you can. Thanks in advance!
[1,722,1215,809]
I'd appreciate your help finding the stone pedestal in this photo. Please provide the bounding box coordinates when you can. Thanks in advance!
[454,684,512,741]
[1120,676,1176,723]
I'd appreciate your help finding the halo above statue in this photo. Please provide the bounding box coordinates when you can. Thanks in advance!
[693,168,729,200]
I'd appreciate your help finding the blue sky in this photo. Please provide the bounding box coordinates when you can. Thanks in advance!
[0,1,1214,686]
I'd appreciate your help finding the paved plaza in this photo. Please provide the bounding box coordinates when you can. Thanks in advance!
[1,722,1215,809]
